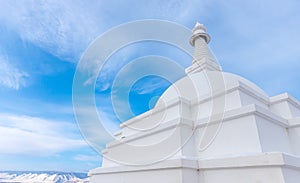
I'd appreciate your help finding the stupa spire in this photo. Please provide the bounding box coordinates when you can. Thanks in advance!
[185,22,221,74]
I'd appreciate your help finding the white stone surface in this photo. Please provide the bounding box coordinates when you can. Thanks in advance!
[89,22,300,183]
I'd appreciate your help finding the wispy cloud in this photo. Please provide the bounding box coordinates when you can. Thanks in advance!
[0,56,29,90]
[0,0,206,63]
[74,154,100,162]
[0,113,86,155]
[131,77,171,95]
[0,1,103,62]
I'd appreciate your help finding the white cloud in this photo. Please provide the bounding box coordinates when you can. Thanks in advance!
[0,113,87,155]
[0,1,103,62]
[74,154,100,162]
[0,56,29,90]
[0,0,207,63]
[132,77,170,95]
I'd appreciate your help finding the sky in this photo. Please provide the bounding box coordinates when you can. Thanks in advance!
[0,0,299,172]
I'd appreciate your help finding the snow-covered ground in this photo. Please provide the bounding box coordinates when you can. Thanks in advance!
[0,171,89,183]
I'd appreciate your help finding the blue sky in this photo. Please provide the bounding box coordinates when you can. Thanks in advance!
[0,0,299,172]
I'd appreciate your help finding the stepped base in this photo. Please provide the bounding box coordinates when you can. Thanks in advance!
[89,153,300,183]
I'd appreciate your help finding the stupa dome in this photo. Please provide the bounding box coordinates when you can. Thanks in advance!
[156,71,268,107]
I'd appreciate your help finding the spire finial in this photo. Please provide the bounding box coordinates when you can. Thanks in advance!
[193,22,206,32]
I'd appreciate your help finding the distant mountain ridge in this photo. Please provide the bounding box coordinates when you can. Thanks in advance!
[0,171,89,183]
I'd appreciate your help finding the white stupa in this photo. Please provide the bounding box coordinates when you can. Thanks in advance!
[89,22,300,183]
